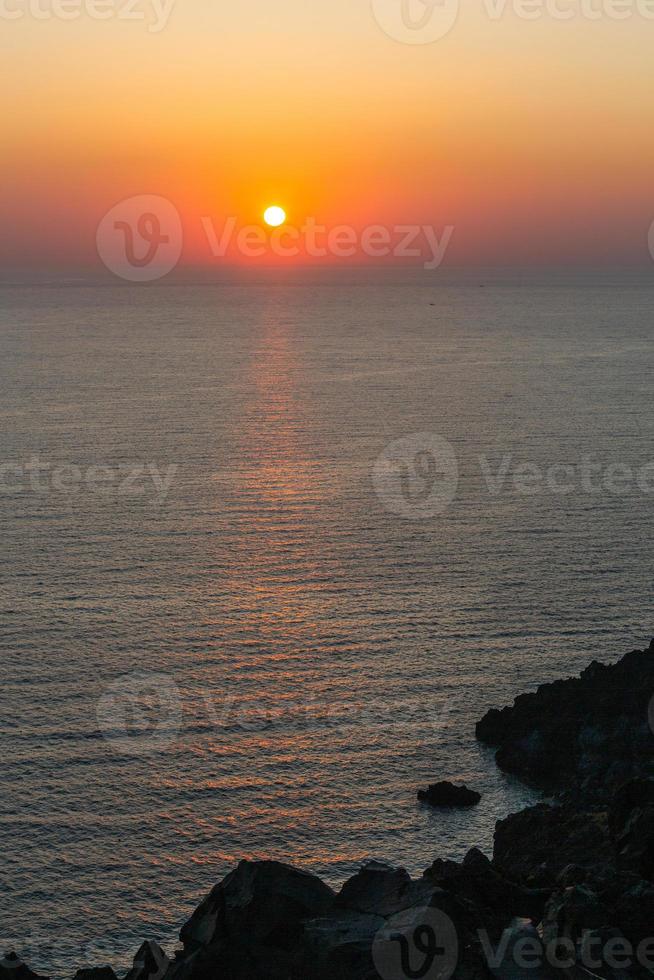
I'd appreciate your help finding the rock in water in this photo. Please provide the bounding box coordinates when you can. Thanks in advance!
[417,781,482,807]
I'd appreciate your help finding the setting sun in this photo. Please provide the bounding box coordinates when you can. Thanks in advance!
[263,206,287,228]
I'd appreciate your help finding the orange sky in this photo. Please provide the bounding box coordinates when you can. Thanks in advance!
[3,0,654,271]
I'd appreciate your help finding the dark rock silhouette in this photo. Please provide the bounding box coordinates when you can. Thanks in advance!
[72,970,118,980]
[303,862,442,980]
[0,955,49,980]
[167,860,335,980]
[609,777,654,880]
[124,943,168,980]
[424,846,548,935]
[417,782,481,807]
[476,640,654,796]
[493,802,613,889]
[12,639,654,980]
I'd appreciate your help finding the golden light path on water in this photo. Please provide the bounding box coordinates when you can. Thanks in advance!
[4,278,654,975]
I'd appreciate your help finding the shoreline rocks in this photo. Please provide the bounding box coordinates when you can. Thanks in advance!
[9,639,654,979]
[476,640,654,797]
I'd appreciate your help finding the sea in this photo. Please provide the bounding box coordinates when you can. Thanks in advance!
[2,269,654,976]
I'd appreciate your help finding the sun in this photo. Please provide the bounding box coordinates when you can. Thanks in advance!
[263,205,286,228]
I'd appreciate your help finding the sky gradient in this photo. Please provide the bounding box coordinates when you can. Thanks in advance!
[3,0,654,272]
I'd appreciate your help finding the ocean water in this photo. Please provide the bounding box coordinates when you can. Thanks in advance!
[2,273,654,976]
